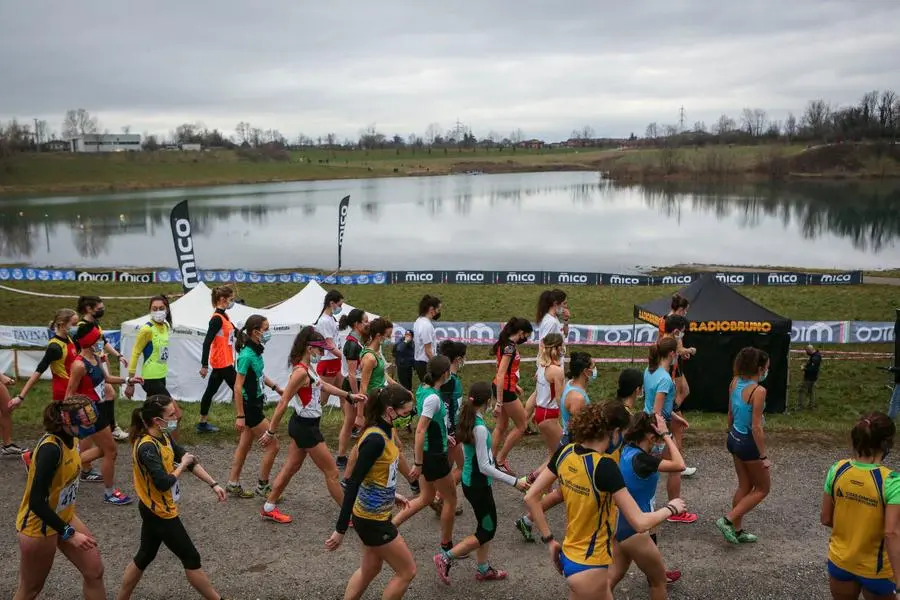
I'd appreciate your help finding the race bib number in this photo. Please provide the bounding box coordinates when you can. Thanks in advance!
[159,346,169,362]
[387,460,398,488]
[56,478,79,512]
[172,479,181,502]
[94,381,106,401]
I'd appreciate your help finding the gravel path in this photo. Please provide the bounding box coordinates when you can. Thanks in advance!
[0,433,869,599]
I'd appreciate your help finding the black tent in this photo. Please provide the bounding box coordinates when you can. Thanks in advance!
[633,273,793,413]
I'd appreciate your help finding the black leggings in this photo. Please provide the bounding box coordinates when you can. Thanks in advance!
[142,378,171,398]
[199,366,236,417]
[133,502,201,571]
[414,361,428,384]
[463,484,497,546]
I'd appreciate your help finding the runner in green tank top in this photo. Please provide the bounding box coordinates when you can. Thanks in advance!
[434,382,530,585]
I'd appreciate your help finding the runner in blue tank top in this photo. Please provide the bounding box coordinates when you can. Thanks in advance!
[717,348,771,545]
[611,412,687,596]
[515,352,595,543]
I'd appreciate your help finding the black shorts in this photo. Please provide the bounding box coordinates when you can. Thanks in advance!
[288,415,325,449]
[422,452,451,482]
[245,400,266,429]
[491,383,518,404]
[142,378,171,398]
[93,401,112,431]
[351,514,398,547]
[414,361,428,383]
[727,428,761,462]
[341,378,361,394]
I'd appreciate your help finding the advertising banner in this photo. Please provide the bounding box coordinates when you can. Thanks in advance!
[169,200,199,292]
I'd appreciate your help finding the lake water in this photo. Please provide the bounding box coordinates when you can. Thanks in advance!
[1,173,898,272]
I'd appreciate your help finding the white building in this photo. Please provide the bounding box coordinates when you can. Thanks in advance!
[181,143,201,151]
[71,134,142,153]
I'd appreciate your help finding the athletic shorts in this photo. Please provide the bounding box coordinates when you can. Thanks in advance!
[727,428,761,462]
[534,406,560,425]
[316,359,342,378]
[491,383,518,404]
[341,378,361,394]
[827,560,896,596]
[288,415,325,449]
[93,401,112,431]
[351,514,398,547]
[244,400,266,429]
[142,378,171,398]
[422,452,452,482]
[559,551,607,579]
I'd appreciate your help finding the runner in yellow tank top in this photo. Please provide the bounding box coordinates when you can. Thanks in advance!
[13,395,106,600]
[525,401,688,600]
[822,412,900,599]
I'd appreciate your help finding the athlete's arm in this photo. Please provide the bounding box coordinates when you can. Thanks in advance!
[64,360,85,398]
[727,378,736,429]
[28,441,69,535]
[128,327,153,376]
[549,365,565,403]
[566,390,585,417]
[137,441,181,491]
[820,493,835,528]
[344,341,360,395]
[335,432,385,534]
[16,343,62,400]
[881,477,900,582]
[200,316,223,369]
[268,368,305,433]
[653,390,667,416]
[169,438,196,473]
[325,335,343,360]
[750,385,768,460]
[657,433,685,473]
[262,375,283,396]
[359,353,375,394]
[233,370,247,431]
[321,380,352,403]
[474,425,517,486]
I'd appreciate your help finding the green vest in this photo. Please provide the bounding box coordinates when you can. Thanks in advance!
[140,322,170,380]
[415,384,448,454]
[462,415,493,487]
[361,348,385,393]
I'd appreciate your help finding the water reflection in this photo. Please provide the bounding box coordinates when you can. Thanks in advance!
[0,174,897,270]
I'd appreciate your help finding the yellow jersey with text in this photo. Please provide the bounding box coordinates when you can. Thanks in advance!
[353,426,400,521]
[133,433,180,519]
[16,434,80,537]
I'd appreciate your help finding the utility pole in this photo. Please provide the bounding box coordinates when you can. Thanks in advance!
[34,118,41,151]
[678,106,686,133]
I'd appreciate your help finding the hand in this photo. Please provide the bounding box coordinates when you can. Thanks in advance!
[67,531,97,550]
[672,412,689,428]
[259,431,276,448]
[407,466,421,481]
[516,385,524,396]
[561,307,571,321]
[180,453,196,467]
[129,376,144,385]
[447,435,456,448]
[0,374,13,386]
[651,413,669,436]
[763,458,773,469]
[349,393,366,405]
[9,395,23,411]
[549,540,563,575]
[124,384,135,400]
[689,347,697,356]
[667,498,687,515]
[325,531,344,551]
[394,493,411,511]
[212,484,226,502]
[199,367,209,379]
[118,355,129,368]
[515,477,531,492]
[235,417,246,433]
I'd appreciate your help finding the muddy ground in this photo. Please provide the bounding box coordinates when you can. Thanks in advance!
[0,433,868,599]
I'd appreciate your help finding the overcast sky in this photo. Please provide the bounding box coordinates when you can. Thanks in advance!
[2,0,899,142]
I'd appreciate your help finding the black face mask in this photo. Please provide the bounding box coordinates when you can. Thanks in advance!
[433,311,441,322]
[93,309,105,320]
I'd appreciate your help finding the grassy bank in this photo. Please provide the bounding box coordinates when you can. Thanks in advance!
[2,143,899,195]
[1,280,897,437]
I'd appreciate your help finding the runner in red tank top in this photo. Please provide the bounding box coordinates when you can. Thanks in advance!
[490,317,534,476]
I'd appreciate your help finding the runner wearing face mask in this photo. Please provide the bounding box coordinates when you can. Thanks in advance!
[197,286,238,434]
[125,296,173,402]
[225,315,285,500]
[314,290,345,391]
[491,317,534,475]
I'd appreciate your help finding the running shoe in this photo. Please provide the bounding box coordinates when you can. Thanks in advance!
[433,553,451,585]
[336,455,348,469]
[715,517,739,544]
[514,516,535,542]
[430,497,444,515]
[666,570,682,584]
[260,507,292,524]
[497,460,516,477]
[104,490,134,506]
[1,443,26,456]
[409,480,421,496]
[21,449,32,472]
[475,566,508,582]
[111,426,130,441]
[226,483,255,499]
[340,478,349,491]
[736,531,758,544]
[80,468,103,483]
[255,483,272,497]
[667,512,698,524]
[682,466,698,477]
[195,422,219,434]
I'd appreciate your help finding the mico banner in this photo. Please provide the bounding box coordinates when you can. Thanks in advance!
[169,200,199,292]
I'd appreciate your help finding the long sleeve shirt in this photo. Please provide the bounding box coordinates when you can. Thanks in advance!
[28,439,73,535]
[136,435,194,491]
[335,420,392,534]
[474,425,517,486]
[201,309,226,368]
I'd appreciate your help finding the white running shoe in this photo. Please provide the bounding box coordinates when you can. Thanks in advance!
[682,466,697,477]
[111,426,129,442]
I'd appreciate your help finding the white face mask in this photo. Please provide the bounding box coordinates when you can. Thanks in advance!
[151,310,167,324]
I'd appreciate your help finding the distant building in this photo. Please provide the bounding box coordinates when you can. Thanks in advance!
[71,134,142,153]
[181,143,201,151]
[41,140,71,152]
[518,139,545,150]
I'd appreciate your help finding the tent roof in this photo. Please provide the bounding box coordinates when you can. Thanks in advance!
[267,280,379,325]
[634,273,792,335]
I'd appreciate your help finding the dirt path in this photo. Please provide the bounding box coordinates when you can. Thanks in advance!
[0,434,864,599]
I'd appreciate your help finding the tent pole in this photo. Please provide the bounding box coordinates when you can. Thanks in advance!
[630,317,636,364]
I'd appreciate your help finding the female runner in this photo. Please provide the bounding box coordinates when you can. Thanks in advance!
[259,326,365,524]
[393,356,458,553]
[0,373,22,456]
[515,351,595,542]
[617,368,644,413]
[610,412,686,598]
[8,309,81,456]
[66,326,138,505]
[116,395,227,600]
[413,295,441,382]
[125,296,172,400]
[534,333,566,456]
[525,401,687,600]
[197,285,238,434]
[821,412,900,600]
[491,317,533,475]
[716,347,771,544]
[314,289,345,390]
[434,381,530,585]
[326,385,417,600]
[438,340,467,485]
[526,290,569,427]
[337,308,369,469]
[225,315,285,500]
[644,337,697,524]
[14,394,105,600]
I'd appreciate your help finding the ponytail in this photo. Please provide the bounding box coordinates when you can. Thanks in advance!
[50,308,76,332]
[536,289,566,323]
[129,395,174,443]
[236,314,267,352]
[318,290,344,323]
[211,286,234,307]
[538,333,564,367]
[456,381,491,445]
[289,325,325,365]
[423,355,451,387]
[648,337,678,372]
[338,308,365,331]
[491,316,533,355]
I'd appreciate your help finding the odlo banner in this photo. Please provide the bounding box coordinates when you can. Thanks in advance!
[170,200,200,292]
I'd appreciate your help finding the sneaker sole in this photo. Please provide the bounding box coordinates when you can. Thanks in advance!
[716,519,739,544]
[260,514,292,524]
[433,555,450,585]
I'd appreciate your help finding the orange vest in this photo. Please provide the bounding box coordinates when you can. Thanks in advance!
[209,313,235,369]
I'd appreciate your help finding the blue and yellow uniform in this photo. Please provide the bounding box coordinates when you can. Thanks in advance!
[16,434,80,537]
[825,459,900,596]
[133,432,181,519]
[548,443,625,578]
[352,425,400,522]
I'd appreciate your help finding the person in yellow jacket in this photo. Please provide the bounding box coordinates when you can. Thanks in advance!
[125,296,173,400]
[14,394,106,600]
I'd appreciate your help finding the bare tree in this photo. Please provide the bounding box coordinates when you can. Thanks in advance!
[424,123,441,146]
[509,128,525,144]
[752,109,768,137]
[644,122,659,139]
[121,125,132,134]
[62,109,99,138]
[34,120,49,145]
[692,121,707,134]
[250,128,263,147]
[801,99,831,139]
[878,90,896,132]
[740,108,755,135]
[325,132,337,147]
[713,114,736,135]
[784,112,798,139]
[663,124,678,138]
[235,121,251,144]
[581,125,595,140]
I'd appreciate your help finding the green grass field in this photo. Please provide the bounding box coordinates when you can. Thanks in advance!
[1,280,897,439]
